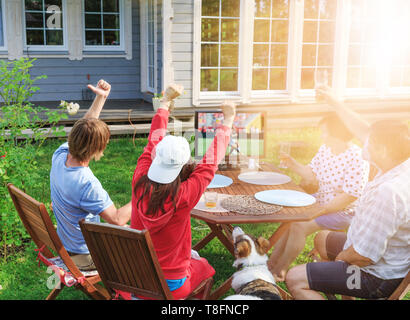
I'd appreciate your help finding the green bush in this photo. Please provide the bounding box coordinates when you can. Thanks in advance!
[0,58,68,260]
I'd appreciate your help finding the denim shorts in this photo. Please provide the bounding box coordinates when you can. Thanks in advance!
[306,232,403,299]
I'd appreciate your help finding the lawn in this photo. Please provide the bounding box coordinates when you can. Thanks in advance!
[0,128,408,300]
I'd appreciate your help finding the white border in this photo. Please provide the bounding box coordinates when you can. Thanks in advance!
[82,0,125,52]
[22,0,68,51]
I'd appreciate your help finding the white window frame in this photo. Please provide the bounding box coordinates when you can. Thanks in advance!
[193,0,410,106]
[140,0,158,93]
[0,0,6,51]
[82,0,125,52]
[22,0,68,52]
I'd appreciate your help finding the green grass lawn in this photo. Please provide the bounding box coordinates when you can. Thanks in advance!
[0,129,408,300]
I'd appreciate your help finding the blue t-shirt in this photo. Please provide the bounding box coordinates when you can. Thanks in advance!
[50,143,113,254]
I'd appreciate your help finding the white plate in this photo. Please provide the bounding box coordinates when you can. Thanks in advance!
[238,171,291,186]
[207,174,233,189]
[254,190,316,207]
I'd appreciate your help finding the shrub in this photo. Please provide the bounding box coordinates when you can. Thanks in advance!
[0,58,67,260]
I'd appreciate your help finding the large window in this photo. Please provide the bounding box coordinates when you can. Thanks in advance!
[24,0,66,49]
[84,0,123,49]
[194,0,410,105]
[200,0,240,93]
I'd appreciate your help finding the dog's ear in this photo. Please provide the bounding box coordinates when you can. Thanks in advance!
[256,237,270,254]
[236,240,251,258]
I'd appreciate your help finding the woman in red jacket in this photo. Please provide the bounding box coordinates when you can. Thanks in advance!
[130,85,236,299]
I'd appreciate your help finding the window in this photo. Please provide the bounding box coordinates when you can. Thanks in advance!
[301,0,336,89]
[252,0,289,91]
[23,0,66,49]
[84,0,123,49]
[0,0,4,49]
[147,0,156,91]
[194,0,410,105]
[200,0,240,93]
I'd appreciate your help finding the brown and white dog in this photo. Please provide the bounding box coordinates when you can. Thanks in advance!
[224,227,281,300]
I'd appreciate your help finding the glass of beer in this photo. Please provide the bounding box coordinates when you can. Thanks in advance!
[204,191,218,208]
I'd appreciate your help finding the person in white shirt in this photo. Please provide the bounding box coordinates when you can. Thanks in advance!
[285,86,410,300]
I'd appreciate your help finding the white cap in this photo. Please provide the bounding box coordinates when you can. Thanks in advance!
[147,135,191,184]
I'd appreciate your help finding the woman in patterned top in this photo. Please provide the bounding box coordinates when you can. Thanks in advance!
[268,114,370,282]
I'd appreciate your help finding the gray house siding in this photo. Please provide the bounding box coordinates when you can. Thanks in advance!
[1,0,144,103]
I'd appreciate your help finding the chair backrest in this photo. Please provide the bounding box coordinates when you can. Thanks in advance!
[388,271,410,300]
[7,183,83,278]
[79,220,174,300]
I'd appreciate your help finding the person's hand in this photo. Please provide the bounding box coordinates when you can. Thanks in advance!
[221,100,236,128]
[88,79,111,98]
[316,85,340,106]
[163,84,184,102]
[279,152,297,169]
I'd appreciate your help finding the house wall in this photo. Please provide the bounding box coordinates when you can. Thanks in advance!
[1,0,144,102]
[170,0,194,109]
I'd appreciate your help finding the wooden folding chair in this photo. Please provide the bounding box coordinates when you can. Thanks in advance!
[79,220,214,300]
[7,184,110,300]
[388,271,410,300]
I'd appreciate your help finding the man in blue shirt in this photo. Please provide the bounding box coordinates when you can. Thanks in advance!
[50,80,131,270]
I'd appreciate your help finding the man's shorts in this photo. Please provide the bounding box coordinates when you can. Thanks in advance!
[306,232,403,299]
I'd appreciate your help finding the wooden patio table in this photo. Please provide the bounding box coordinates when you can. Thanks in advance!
[191,161,325,299]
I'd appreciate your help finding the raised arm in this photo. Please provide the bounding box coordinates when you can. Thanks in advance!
[317,86,370,144]
[83,79,111,120]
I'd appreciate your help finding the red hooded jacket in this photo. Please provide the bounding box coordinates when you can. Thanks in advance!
[131,108,231,280]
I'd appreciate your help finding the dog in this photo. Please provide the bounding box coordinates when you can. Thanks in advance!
[224,227,282,300]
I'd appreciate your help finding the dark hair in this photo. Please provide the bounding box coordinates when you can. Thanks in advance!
[319,113,354,142]
[133,161,197,216]
[369,120,410,163]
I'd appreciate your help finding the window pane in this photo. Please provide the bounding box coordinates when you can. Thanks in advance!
[302,44,316,66]
[103,0,120,13]
[45,0,62,7]
[0,1,3,47]
[202,0,219,16]
[25,0,43,11]
[26,29,45,45]
[272,0,289,18]
[221,44,238,67]
[26,13,44,28]
[85,14,101,29]
[86,31,102,45]
[221,0,239,17]
[221,19,239,42]
[348,45,362,66]
[319,21,335,43]
[252,68,268,90]
[269,68,286,90]
[270,44,287,66]
[301,68,315,89]
[201,44,219,67]
[85,0,101,12]
[220,69,238,91]
[346,67,361,88]
[202,18,219,42]
[104,31,120,45]
[46,29,63,45]
[253,44,269,66]
[304,0,319,19]
[254,19,270,42]
[317,45,334,66]
[103,14,120,29]
[271,20,288,42]
[201,69,218,91]
[255,0,271,18]
[303,21,317,43]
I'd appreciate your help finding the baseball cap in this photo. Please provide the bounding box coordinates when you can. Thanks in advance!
[147,135,191,184]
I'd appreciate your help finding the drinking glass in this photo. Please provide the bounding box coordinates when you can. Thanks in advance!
[204,191,218,208]
[278,142,291,169]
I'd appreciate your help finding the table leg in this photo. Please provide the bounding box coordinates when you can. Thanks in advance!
[267,222,291,251]
[193,232,216,252]
[207,223,235,256]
